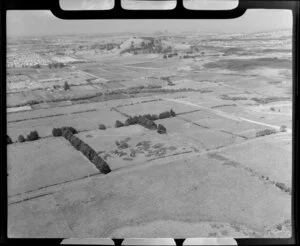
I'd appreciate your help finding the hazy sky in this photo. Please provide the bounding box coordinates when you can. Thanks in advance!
[60,0,115,10]
[7,9,292,37]
[59,0,237,11]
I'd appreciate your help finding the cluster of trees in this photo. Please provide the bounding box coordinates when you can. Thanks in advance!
[52,126,77,137]
[31,64,41,69]
[256,128,277,137]
[98,124,106,130]
[163,52,178,59]
[280,125,287,132]
[7,135,13,145]
[181,54,202,59]
[53,126,111,174]
[135,116,158,130]
[48,63,65,69]
[221,95,248,101]
[7,131,40,145]
[90,43,119,50]
[114,109,175,134]
[18,135,25,142]
[20,130,40,143]
[251,96,290,104]
[120,39,172,56]
[157,124,167,134]
[159,110,176,119]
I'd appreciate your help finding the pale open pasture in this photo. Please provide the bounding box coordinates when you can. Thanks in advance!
[179,110,276,138]
[8,154,291,238]
[217,132,292,188]
[156,117,245,151]
[7,137,98,197]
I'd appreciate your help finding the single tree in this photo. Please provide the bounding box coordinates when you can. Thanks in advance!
[159,111,171,119]
[64,81,70,91]
[280,125,287,132]
[52,128,62,137]
[115,120,124,128]
[170,109,176,117]
[98,124,106,130]
[26,130,39,141]
[157,124,167,134]
[18,135,25,143]
[7,135,13,144]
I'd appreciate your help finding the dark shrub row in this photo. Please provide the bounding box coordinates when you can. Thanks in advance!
[159,109,176,119]
[251,96,291,104]
[8,130,40,144]
[256,128,277,137]
[61,126,78,135]
[137,116,158,130]
[52,127,78,138]
[116,115,157,130]
[58,126,111,174]
[52,128,62,137]
[114,109,175,134]
[221,95,248,101]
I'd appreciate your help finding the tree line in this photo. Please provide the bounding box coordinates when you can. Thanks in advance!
[53,126,111,174]
[114,109,176,134]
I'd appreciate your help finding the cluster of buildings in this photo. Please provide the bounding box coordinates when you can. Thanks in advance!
[7,52,51,68]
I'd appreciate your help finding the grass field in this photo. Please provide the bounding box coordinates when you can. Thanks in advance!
[203,58,292,71]
[7,137,98,197]
[219,105,292,129]
[8,154,291,238]
[156,117,245,150]
[117,99,199,116]
[7,107,126,139]
[179,110,275,138]
[7,84,103,108]
[217,132,292,187]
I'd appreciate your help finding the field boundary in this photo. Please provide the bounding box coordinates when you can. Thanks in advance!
[207,153,291,195]
[7,109,98,123]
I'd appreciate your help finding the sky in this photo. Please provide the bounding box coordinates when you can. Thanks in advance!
[59,0,237,11]
[7,8,292,37]
[60,0,115,10]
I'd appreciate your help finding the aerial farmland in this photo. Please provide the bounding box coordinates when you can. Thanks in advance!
[6,16,292,238]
